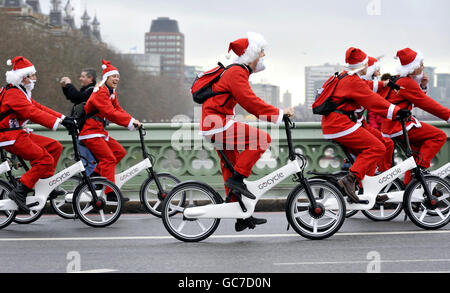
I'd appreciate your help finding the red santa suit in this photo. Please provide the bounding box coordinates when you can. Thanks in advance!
[320,48,401,182]
[381,48,450,184]
[79,60,136,190]
[200,33,283,199]
[1,56,64,189]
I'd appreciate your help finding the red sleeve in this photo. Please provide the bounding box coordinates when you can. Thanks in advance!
[398,79,450,121]
[5,89,61,130]
[91,90,135,130]
[349,78,400,121]
[365,80,384,94]
[32,99,63,119]
[227,68,283,124]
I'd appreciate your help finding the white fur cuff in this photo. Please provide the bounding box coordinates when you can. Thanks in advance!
[128,118,136,131]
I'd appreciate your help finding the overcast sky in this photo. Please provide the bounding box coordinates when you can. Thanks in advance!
[40,0,450,106]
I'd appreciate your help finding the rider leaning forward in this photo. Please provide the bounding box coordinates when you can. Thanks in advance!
[1,56,76,212]
[200,32,294,232]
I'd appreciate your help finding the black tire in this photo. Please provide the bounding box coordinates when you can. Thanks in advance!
[361,178,404,222]
[49,176,83,220]
[72,178,123,228]
[403,175,450,230]
[345,210,359,218]
[161,181,223,242]
[286,180,346,240]
[139,173,182,218]
[12,205,45,224]
[0,180,16,229]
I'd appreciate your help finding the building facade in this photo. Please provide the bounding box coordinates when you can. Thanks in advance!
[305,63,343,110]
[145,17,185,84]
[122,53,162,76]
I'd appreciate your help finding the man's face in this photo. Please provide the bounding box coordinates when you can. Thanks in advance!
[22,73,37,85]
[80,71,93,87]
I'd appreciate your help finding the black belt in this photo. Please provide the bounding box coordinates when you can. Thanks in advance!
[334,110,357,123]
[0,127,23,133]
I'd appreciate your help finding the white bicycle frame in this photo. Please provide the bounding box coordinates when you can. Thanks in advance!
[0,161,11,175]
[431,162,450,179]
[0,161,85,211]
[64,158,152,203]
[183,159,301,219]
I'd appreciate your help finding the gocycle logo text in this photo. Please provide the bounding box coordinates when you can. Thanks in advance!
[49,172,70,186]
[120,168,139,182]
[378,168,402,184]
[258,173,284,190]
[436,166,450,178]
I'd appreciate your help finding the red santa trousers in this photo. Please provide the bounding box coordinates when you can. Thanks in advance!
[362,121,394,172]
[4,132,63,189]
[395,122,447,185]
[333,126,386,182]
[83,137,126,193]
[210,122,271,202]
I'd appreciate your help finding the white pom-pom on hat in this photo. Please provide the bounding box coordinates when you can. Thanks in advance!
[225,53,231,60]
[102,64,107,70]
[6,60,12,66]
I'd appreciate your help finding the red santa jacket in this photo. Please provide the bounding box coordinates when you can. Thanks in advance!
[321,72,400,140]
[0,85,63,147]
[200,65,283,136]
[79,85,135,141]
[381,76,450,138]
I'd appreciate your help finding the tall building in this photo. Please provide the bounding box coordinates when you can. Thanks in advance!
[282,90,292,108]
[423,66,436,88]
[436,73,450,108]
[122,53,162,76]
[145,17,185,84]
[250,82,280,107]
[305,63,343,110]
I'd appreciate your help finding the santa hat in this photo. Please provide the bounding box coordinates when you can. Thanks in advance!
[226,32,267,64]
[395,48,423,77]
[361,56,381,80]
[5,56,36,86]
[345,47,369,75]
[93,59,119,93]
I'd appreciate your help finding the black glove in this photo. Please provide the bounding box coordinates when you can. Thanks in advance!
[61,117,77,130]
[396,109,412,120]
[387,80,401,91]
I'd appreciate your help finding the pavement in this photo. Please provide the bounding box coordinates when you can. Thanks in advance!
[1,211,450,273]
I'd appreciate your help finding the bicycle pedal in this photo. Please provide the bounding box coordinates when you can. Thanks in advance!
[26,202,40,208]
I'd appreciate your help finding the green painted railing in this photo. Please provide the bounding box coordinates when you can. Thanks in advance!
[13,121,450,198]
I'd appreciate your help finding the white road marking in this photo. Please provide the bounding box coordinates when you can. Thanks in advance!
[274,259,450,266]
[71,269,118,273]
[0,229,450,242]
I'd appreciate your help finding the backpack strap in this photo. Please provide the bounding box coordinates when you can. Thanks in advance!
[215,63,249,108]
[385,75,402,101]
[329,72,349,111]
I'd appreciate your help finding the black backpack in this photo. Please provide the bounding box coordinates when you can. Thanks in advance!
[312,72,349,116]
[72,102,100,131]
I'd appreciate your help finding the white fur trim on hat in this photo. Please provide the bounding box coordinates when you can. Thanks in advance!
[362,61,381,81]
[235,32,267,65]
[94,70,119,92]
[5,66,36,86]
[396,50,423,77]
[346,56,369,76]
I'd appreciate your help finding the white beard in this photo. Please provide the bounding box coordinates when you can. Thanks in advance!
[254,58,266,73]
[412,72,424,85]
[21,80,35,96]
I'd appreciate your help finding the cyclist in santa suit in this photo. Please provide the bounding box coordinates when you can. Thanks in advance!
[1,56,76,212]
[200,32,294,232]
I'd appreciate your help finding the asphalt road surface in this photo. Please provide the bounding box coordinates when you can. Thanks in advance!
[0,211,449,273]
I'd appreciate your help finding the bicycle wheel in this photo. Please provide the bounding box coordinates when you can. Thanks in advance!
[362,179,404,221]
[13,203,45,224]
[161,181,222,242]
[0,180,16,229]
[49,176,83,220]
[72,178,123,228]
[139,173,182,218]
[286,180,346,240]
[403,175,450,230]
[345,210,358,218]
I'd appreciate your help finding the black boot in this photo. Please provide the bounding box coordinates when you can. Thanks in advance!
[225,173,256,200]
[8,182,32,212]
[106,192,129,203]
[338,172,360,203]
[235,216,267,232]
[90,171,101,178]
[48,187,66,200]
